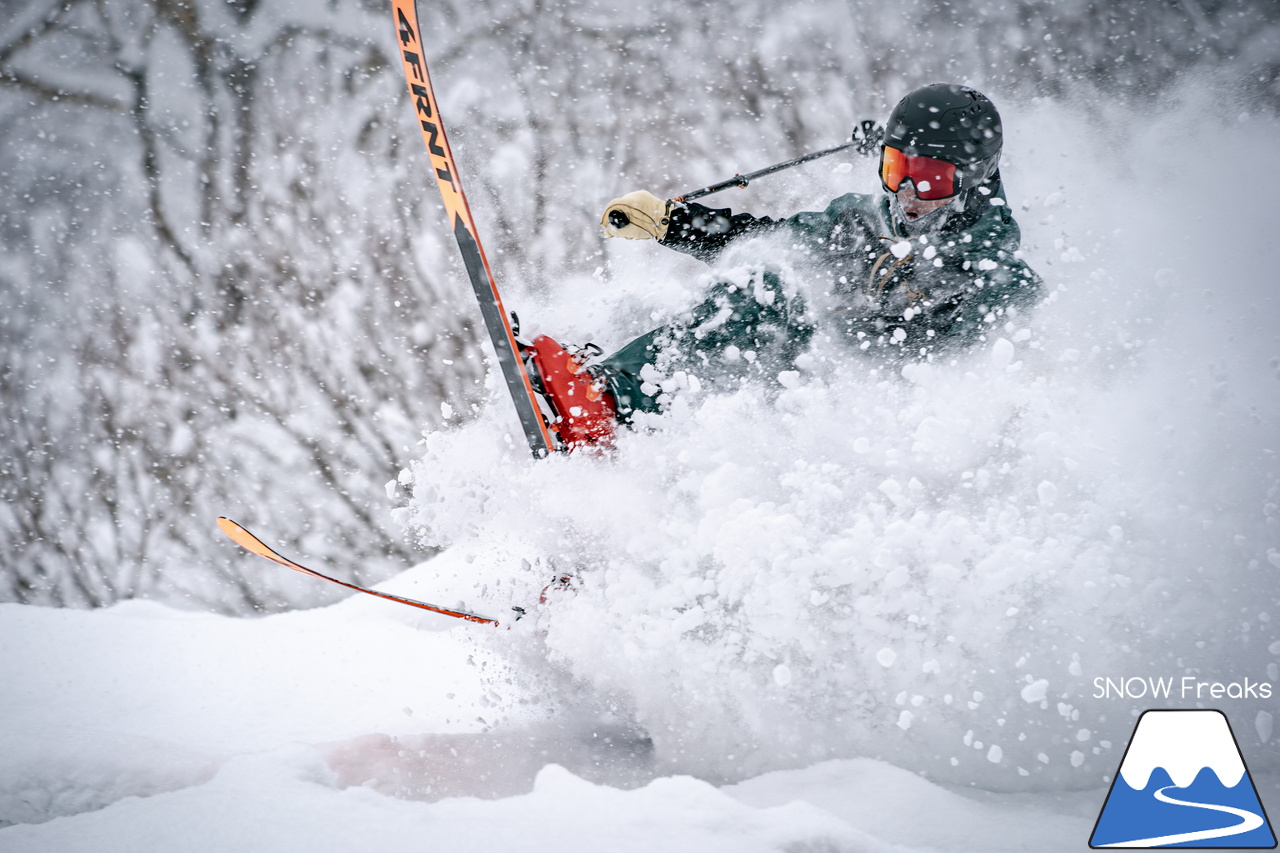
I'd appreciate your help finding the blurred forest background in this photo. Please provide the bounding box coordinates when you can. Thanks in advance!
[2,0,1277,612]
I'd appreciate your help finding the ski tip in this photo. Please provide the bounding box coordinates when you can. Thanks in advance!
[217,516,253,548]
[216,516,273,558]
[216,516,248,541]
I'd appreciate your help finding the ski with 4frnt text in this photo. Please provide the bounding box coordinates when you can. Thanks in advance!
[391,0,556,459]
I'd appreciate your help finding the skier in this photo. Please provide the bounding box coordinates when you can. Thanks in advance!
[586,83,1043,425]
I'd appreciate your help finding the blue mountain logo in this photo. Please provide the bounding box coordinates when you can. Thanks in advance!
[1091,709,1276,848]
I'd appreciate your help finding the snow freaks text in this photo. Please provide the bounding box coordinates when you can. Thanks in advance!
[1092,677,1274,701]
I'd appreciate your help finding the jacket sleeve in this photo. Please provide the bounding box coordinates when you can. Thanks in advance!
[659,201,786,265]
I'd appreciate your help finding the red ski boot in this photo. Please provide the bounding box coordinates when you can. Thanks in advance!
[521,335,617,452]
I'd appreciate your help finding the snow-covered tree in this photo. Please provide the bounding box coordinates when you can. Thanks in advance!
[1,0,1275,611]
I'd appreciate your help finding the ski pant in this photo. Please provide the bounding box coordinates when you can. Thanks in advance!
[595,268,814,423]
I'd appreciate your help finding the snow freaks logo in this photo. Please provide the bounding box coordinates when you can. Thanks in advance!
[1089,710,1277,848]
[1093,676,1272,701]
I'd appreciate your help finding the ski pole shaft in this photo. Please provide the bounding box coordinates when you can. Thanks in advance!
[673,140,858,203]
[604,142,853,233]
[673,120,881,203]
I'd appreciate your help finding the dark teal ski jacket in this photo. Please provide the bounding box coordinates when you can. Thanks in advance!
[598,175,1043,420]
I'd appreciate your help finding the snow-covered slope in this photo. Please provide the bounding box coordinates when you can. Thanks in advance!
[0,597,1272,852]
[0,598,1104,852]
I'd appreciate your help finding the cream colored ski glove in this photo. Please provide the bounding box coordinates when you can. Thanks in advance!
[600,190,672,240]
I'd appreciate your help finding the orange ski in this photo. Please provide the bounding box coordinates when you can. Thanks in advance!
[216,517,499,625]
[391,0,555,459]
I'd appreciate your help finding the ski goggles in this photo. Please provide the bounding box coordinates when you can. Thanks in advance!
[879,146,961,200]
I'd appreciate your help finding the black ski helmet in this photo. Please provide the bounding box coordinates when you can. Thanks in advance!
[883,83,1002,168]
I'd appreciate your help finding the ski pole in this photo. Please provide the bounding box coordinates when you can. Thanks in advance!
[606,121,882,231]
[672,140,856,202]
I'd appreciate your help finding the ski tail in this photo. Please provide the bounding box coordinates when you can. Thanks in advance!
[216,517,500,626]
[392,0,555,459]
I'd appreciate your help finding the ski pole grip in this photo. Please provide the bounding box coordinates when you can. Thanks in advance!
[607,209,631,230]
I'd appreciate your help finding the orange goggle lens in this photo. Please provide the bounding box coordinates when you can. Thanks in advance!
[880,147,959,200]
